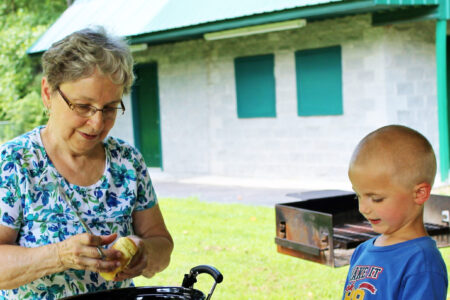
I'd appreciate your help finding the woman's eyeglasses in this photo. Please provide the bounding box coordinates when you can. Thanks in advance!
[56,87,125,119]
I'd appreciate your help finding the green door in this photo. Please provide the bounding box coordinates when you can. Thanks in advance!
[447,36,450,165]
[132,63,162,167]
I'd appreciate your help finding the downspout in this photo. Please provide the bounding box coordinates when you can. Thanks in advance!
[436,19,449,181]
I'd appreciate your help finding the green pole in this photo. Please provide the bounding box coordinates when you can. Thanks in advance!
[436,19,449,181]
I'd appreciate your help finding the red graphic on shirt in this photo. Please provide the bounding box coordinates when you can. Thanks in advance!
[345,282,355,292]
[358,282,377,295]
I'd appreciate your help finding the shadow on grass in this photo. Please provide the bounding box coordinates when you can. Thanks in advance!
[134,197,350,299]
[134,197,450,299]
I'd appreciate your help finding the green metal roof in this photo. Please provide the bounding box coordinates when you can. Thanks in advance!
[28,0,443,55]
[374,0,438,4]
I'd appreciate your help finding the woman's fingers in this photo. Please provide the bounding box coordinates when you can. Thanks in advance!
[78,256,120,273]
[75,234,118,259]
[83,245,120,260]
[57,233,121,272]
[81,233,117,247]
[99,233,118,246]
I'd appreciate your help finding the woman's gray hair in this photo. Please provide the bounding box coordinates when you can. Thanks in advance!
[42,27,134,94]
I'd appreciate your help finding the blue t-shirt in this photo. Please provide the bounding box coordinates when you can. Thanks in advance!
[0,126,157,299]
[342,236,448,300]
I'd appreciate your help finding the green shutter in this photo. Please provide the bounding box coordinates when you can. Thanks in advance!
[234,54,276,118]
[296,46,343,116]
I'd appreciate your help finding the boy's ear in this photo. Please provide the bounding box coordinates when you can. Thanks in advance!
[413,182,432,205]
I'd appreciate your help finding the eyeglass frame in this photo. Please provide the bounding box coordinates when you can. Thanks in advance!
[56,87,125,118]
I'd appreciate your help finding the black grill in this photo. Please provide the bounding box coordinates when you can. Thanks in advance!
[275,190,450,267]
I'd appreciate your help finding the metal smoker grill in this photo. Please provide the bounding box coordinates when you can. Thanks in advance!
[274,190,450,267]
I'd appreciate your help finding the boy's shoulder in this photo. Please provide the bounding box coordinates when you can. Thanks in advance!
[345,237,447,299]
[352,236,445,270]
[355,236,439,253]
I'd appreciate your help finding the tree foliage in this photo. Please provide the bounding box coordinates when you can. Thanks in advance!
[0,0,66,140]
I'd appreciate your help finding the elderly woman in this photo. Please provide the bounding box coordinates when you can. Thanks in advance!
[0,28,173,299]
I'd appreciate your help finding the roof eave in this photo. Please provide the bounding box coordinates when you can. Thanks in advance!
[128,0,437,46]
[27,0,443,56]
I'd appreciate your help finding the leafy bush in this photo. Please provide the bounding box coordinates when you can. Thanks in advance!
[0,0,66,140]
[3,91,47,138]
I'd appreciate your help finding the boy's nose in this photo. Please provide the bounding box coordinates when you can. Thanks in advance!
[358,199,371,215]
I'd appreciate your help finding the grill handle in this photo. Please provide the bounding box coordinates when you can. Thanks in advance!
[182,265,223,300]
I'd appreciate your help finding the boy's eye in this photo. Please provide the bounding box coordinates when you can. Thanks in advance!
[372,198,384,203]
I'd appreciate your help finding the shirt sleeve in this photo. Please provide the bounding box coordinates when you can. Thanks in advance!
[0,145,24,230]
[133,150,157,211]
[400,272,448,300]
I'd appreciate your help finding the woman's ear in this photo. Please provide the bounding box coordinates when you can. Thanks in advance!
[413,182,432,205]
[41,77,52,110]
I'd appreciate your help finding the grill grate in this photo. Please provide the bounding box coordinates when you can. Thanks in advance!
[333,222,450,249]
[333,222,377,249]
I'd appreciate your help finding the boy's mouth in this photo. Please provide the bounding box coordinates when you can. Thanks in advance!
[368,218,381,225]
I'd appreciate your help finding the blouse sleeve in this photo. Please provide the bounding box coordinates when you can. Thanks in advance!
[133,149,157,211]
[0,144,24,230]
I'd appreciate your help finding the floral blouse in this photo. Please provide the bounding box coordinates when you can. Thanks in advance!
[0,126,157,300]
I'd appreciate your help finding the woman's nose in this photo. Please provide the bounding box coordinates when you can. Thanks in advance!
[88,110,105,130]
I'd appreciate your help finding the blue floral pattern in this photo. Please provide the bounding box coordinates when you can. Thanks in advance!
[0,126,157,299]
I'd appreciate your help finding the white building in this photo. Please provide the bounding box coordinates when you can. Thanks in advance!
[28,0,450,187]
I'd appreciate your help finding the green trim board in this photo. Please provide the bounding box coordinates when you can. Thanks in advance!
[437,21,449,181]
[295,46,343,116]
[204,19,307,40]
[372,6,438,25]
[437,0,450,19]
[234,54,276,118]
[374,0,438,5]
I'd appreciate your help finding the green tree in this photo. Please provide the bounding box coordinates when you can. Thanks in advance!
[0,0,66,141]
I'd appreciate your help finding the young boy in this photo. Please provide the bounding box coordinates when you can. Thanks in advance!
[342,125,448,300]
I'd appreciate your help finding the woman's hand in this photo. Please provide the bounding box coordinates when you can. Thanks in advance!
[114,235,148,281]
[56,232,122,273]
[114,204,174,281]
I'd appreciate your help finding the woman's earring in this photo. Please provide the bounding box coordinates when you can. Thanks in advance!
[44,107,50,116]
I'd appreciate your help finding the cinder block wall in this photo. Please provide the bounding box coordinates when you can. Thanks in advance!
[129,14,439,185]
[109,94,134,145]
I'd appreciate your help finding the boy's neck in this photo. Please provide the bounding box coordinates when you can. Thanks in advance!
[374,224,428,246]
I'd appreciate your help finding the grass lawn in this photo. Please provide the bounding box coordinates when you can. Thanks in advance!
[134,197,450,299]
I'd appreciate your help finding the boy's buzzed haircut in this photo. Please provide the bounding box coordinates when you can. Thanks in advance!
[350,125,437,187]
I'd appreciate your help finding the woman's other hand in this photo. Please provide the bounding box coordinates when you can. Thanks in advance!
[56,232,122,273]
[117,204,174,281]
[114,235,148,281]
